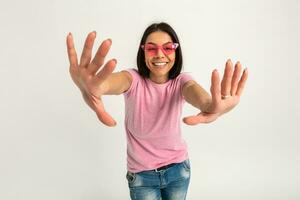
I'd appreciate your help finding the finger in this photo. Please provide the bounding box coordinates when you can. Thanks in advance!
[88,39,112,74]
[79,31,97,68]
[230,61,242,95]
[95,59,117,85]
[221,59,233,96]
[210,69,221,104]
[90,95,117,127]
[183,113,219,125]
[66,32,78,67]
[183,115,203,125]
[236,68,249,97]
[96,108,117,127]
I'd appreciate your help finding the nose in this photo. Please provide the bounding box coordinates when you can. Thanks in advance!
[155,47,165,57]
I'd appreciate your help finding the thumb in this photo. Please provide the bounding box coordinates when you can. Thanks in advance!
[183,112,219,125]
[90,95,117,127]
[95,110,117,127]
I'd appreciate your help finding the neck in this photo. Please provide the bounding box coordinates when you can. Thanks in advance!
[149,74,168,84]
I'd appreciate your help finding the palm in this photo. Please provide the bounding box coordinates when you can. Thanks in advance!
[66,32,117,126]
[183,60,248,125]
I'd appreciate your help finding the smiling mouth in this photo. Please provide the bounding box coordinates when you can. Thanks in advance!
[152,62,168,67]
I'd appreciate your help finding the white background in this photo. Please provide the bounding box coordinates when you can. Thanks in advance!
[0,0,299,199]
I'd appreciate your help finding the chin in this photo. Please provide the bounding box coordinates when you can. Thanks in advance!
[149,66,170,75]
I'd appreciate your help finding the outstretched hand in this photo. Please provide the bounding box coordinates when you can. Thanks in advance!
[183,59,248,125]
[66,32,117,126]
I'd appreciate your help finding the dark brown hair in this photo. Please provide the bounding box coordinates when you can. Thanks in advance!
[136,22,183,79]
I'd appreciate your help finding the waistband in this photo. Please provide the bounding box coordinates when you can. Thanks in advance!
[154,163,177,172]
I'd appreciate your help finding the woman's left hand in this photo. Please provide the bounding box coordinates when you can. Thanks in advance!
[183,59,248,125]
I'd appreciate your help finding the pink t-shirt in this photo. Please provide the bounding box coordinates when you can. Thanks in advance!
[123,69,194,173]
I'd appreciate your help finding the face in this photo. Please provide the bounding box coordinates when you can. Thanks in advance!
[143,31,177,83]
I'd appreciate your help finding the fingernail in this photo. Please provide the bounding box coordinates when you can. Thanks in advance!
[68,32,72,36]
[107,38,112,44]
[109,120,117,126]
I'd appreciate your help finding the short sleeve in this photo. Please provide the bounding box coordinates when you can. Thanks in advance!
[176,73,194,99]
[178,73,194,90]
[123,68,141,97]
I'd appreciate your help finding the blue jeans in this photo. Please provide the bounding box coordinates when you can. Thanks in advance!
[126,159,191,200]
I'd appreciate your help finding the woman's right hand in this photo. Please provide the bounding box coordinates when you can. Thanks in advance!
[66,31,117,127]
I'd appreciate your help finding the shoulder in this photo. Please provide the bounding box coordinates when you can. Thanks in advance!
[122,68,142,81]
[176,72,193,80]
[173,72,194,86]
[122,68,144,95]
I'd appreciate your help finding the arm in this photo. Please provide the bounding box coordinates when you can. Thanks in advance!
[66,31,131,127]
[182,59,248,125]
[101,71,132,95]
[182,80,212,113]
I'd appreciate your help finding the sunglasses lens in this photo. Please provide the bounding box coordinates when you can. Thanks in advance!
[144,44,158,55]
[162,44,176,54]
[143,43,178,55]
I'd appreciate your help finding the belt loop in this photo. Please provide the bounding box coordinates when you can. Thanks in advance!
[155,168,163,173]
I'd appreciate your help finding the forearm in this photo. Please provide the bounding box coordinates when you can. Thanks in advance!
[182,80,213,113]
[101,71,132,95]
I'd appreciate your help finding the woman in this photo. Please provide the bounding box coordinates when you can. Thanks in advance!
[66,22,248,200]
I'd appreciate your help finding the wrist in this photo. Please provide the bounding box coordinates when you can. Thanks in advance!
[201,100,214,113]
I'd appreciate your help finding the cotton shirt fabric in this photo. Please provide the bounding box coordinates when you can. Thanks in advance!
[123,69,194,173]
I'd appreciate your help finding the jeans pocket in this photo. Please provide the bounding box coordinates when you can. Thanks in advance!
[126,171,136,184]
[182,159,191,171]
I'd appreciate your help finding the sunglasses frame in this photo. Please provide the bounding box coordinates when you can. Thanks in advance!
[141,43,179,56]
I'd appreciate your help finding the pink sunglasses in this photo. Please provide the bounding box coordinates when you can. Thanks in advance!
[141,43,179,56]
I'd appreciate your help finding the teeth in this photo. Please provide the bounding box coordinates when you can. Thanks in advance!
[153,62,167,66]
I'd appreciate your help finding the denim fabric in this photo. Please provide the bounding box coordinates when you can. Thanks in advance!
[126,159,191,200]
